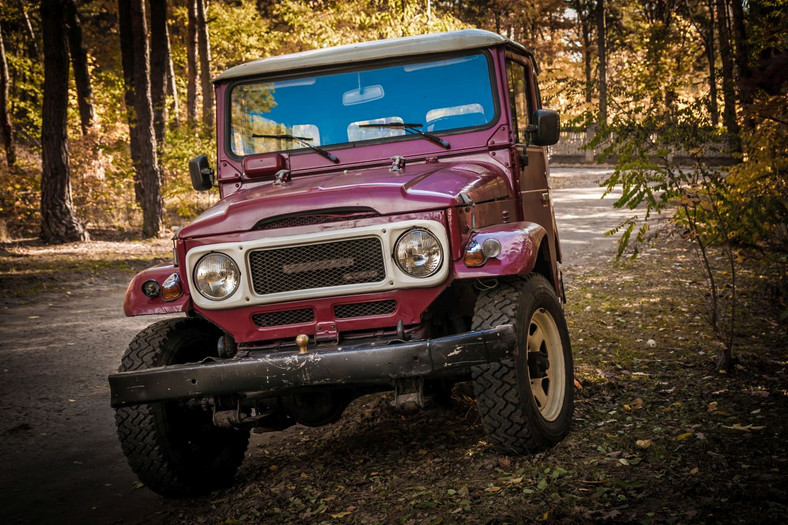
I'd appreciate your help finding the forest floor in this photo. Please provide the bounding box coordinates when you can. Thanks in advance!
[1,169,786,524]
[152,242,788,525]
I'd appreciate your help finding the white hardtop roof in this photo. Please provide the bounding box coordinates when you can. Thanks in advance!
[214,29,530,83]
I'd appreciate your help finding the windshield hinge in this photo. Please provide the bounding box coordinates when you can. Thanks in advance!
[273,169,291,186]
[390,156,406,172]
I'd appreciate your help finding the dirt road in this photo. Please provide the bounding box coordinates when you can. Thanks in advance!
[0,167,621,524]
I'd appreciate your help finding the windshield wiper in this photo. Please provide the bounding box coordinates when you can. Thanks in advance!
[358,123,450,149]
[252,133,339,163]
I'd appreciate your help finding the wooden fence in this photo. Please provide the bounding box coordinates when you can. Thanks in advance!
[548,127,735,165]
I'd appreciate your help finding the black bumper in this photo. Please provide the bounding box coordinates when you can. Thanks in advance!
[109,324,516,408]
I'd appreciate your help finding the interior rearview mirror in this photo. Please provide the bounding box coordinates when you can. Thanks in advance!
[530,109,560,146]
[189,154,214,191]
[342,85,384,106]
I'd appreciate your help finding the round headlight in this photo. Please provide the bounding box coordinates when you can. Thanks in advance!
[394,229,443,278]
[193,253,240,301]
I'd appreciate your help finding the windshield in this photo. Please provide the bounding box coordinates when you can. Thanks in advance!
[229,52,496,157]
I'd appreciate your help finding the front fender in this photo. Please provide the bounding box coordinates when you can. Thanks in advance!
[452,221,546,279]
[123,263,191,316]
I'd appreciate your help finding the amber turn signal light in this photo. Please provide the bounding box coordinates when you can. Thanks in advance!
[463,241,486,267]
[160,273,183,302]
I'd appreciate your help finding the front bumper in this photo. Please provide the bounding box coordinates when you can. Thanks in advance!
[109,324,515,408]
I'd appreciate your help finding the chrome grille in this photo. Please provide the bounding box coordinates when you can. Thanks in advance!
[334,300,397,319]
[252,308,315,327]
[248,237,386,295]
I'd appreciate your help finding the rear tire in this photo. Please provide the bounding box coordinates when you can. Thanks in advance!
[114,318,249,497]
[472,274,573,454]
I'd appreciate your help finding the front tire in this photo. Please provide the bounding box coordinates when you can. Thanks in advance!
[114,318,249,497]
[472,274,573,454]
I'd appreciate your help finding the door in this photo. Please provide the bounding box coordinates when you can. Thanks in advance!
[506,55,562,272]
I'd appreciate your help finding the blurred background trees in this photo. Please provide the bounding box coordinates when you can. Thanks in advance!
[0,0,784,246]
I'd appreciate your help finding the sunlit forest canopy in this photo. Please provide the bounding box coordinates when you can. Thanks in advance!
[0,0,785,241]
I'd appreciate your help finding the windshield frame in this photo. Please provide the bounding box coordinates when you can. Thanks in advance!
[223,49,500,161]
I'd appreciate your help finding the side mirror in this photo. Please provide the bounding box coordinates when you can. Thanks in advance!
[189,154,214,191]
[530,109,560,146]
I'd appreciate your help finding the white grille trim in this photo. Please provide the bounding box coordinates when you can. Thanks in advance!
[185,220,450,310]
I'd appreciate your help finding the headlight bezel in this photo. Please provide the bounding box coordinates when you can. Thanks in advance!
[192,252,241,301]
[393,228,444,278]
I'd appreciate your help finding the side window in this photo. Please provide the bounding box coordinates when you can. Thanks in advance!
[506,59,532,143]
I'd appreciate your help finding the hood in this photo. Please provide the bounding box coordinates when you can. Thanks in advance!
[178,161,511,239]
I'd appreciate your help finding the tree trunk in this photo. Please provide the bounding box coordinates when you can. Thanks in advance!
[706,0,719,126]
[729,0,749,80]
[149,0,168,148]
[729,0,754,131]
[23,8,41,60]
[715,0,741,152]
[118,0,143,206]
[596,0,607,126]
[570,0,593,103]
[196,0,213,130]
[64,0,94,135]
[40,0,88,243]
[119,0,163,238]
[186,0,198,125]
[165,22,180,127]
[582,13,593,103]
[0,21,16,167]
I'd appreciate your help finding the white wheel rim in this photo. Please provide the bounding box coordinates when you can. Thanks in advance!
[525,308,565,422]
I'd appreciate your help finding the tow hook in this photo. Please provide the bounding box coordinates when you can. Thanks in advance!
[296,334,309,354]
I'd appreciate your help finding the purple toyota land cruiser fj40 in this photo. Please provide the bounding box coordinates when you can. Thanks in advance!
[109,29,573,496]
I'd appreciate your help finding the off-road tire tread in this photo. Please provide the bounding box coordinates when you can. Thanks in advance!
[471,274,569,455]
[114,318,249,497]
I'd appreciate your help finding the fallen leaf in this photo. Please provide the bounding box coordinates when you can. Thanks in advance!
[723,423,765,431]
[707,401,718,412]
[689,467,699,475]
[635,439,651,449]
[485,486,502,492]
[676,432,693,441]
